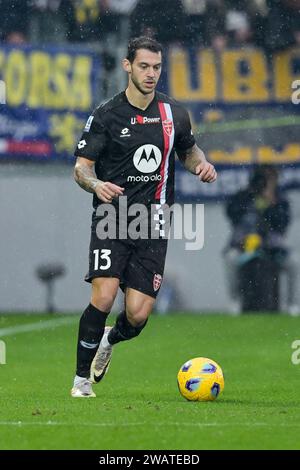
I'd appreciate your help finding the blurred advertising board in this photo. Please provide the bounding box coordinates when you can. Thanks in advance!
[1,44,300,200]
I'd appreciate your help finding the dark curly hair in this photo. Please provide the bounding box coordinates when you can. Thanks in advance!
[126,36,162,63]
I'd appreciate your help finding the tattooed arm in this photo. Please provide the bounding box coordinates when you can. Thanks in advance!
[177,144,217,183]
[74,157,124,203]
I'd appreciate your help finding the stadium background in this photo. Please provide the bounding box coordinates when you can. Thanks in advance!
[1,0,300,313]
[1,0,300,453]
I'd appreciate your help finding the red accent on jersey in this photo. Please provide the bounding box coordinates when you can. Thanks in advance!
[155,102,170,201]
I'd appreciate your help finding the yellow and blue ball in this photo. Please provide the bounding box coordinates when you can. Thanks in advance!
[177,357,224,401]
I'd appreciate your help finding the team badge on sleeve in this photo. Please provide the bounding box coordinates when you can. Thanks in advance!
[153,273,162,292]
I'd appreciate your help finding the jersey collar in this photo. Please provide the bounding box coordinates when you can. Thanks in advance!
[123,90,157,112]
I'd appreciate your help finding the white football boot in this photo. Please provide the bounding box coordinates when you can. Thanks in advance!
[90,326,113,384]
[71,377,96,398]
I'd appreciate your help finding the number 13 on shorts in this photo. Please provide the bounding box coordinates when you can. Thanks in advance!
[93,249,112,270]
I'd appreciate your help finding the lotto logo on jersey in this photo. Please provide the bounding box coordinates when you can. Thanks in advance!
[133,144,162,173]
[131,115,161,125]
[77,139,87,149]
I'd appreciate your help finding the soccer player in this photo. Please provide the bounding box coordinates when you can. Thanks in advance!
[71,36,217,397]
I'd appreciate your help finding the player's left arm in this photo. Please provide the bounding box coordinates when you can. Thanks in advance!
[177,144,217,183]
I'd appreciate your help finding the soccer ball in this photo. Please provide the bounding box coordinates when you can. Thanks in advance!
[177,357,224,401]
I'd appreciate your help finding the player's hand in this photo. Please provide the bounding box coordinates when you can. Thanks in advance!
[195,161,217,183]
[94,181,124,203]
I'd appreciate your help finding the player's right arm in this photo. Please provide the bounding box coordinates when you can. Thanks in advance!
[74,157,124,203]
[74,109,124,203]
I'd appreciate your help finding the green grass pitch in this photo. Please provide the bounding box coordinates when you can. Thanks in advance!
[0,312,299,450]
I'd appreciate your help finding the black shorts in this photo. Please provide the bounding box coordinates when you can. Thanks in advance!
[85,227,168,299]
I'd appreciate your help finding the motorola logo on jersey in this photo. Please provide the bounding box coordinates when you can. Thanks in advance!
[133,144,162,173]
[127,145,162,182]
[131,115,161,125]
[127,174,162,182]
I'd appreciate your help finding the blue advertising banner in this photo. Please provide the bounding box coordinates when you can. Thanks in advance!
[0,44,100,162]
[1,44,300,200]
[158,47,300,200]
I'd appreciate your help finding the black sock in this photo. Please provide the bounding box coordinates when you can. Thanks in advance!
[108,310,148,345]
[76,303,109,378]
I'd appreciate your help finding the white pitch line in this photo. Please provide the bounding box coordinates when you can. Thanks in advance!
[0,421,299,428]
[0,317,78,337]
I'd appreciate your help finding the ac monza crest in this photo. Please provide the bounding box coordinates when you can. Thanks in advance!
[153,273,162,292]
[162,119,173,137]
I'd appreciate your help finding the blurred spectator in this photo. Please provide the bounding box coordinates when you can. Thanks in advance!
[264,0,300,52]
[206,0,227,49]
[106,0,138,14]
[225,8,253,46]
[1,0,297,53]
[103,0,138,38]
[223,0,267,48]
[71,0,136,42]
[0,0,30,43]
[181,0,208,46]
[69,0,102,42]
[29,0,76,44]
[98,1,140,99]
[130,0,186,46]
[182,0,227,49]
[223,166,299,315]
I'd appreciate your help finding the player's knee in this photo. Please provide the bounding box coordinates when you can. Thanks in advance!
[91,278,119,312]
[91,293,115,313]
[126,306,151,327]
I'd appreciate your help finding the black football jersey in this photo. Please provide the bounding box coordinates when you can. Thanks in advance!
[75,91,195,209]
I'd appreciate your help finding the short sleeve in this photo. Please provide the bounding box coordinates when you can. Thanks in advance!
[174,107,196,153]
[74,109,107,161]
